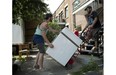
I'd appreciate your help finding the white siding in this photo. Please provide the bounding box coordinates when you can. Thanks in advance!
[12,19,25,44]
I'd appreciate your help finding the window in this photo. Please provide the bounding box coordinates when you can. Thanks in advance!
[73,0,80,11]
[65,6,68,18]
[59,14,60,22]
[61,11,63,21]
[73,14,76,25]
[59,11,63,22]
[55,16,58,22]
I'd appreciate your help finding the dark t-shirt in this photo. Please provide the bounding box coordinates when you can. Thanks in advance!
[88,11,101,28]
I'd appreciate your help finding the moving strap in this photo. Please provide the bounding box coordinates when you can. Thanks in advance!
[61,32,79,48]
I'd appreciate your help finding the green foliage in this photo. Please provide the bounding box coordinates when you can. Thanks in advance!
[80,61,99,73]
[72,55,99,75]
[13,56,26,63]
[74,24,82,31]
[46,22,61,42]
[73,24,76,28]
[19,57,26,63]
[72,71,83,75]
[13,0,48,24]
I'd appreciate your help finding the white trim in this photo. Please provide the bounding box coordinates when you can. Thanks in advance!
[66,23,70,28]
[73,0,94,15]
[64,3,68,8]
[56,9,63,16]
[57,22,66,25]
[58,9,63,15]
[56,14,58,17]
[66,23,69,25]
[65,6,68,18]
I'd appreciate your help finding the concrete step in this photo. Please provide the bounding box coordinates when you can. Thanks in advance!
[29,49,39,54]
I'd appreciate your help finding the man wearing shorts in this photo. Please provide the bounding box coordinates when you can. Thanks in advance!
[33,13,58,71]
[84,6,101,51]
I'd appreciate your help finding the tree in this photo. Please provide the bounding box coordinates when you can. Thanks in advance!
[13,0,48,24]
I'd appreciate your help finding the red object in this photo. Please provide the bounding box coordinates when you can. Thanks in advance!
[67,30,78,65]
[74,31,79,36]
[68,58,74,64]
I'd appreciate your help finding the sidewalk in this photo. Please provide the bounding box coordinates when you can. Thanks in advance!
[13,52,103,75]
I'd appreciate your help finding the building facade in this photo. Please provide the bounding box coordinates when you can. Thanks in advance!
[54,0,103,31]
[53,0,75,31]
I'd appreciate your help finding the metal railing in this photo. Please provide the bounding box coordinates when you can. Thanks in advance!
[72,0,90,12]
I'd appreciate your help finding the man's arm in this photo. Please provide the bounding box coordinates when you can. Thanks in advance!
[41,30,54,48]
[41,31,50,44]
[89,11,98,28]
[92,17,98,27]
[40,22,54,48]
[48,27,60,33]
[89,17,98,29]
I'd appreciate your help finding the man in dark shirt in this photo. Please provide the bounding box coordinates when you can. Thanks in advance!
[84,6,101,41]
[84,6,102,52]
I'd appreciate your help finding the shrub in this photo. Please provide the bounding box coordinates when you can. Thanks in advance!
[46,22,61,42]
[72,55,99,75]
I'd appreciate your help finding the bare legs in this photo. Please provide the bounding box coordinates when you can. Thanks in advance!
[33,52,44,70]
[38,53,44,69]
[33,52,40,69]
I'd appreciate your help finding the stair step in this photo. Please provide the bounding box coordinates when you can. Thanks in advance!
[81,50,92,53]
[29,49,39,54]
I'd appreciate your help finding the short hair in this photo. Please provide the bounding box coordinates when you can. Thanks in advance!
[85,6,92,11]
[45,13,53,20]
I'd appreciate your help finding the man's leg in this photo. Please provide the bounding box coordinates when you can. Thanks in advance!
[37,43,45,70]
[33,44,41,69]
[91,28,99,52]
[33,52,40,69]
[38,53,44,69]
